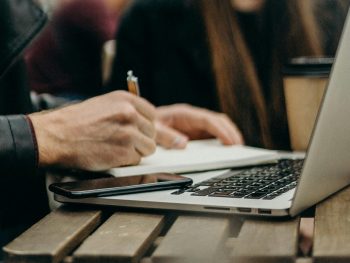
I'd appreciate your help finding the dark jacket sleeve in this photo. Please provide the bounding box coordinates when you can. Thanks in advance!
[0,115,37,174]
[0,0,46,175]
[0,0,49,241]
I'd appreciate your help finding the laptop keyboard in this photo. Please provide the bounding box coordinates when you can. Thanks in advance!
[172,159,303,200]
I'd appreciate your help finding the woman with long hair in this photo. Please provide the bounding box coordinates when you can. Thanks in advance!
[200,0,324,149]
[108,0,349,149]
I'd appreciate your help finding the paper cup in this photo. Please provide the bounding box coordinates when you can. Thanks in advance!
[283,57,333,151]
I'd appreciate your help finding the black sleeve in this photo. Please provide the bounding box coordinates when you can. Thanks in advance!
[0,115,37,175]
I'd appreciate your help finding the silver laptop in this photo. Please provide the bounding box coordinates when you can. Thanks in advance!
[55,9,350,217]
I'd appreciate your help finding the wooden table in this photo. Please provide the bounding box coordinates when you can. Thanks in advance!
[3,186,350,263]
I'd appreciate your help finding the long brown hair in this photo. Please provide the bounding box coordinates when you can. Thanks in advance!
[199,0,323,149]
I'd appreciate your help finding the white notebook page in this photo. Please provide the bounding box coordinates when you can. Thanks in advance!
[109,139,277,177]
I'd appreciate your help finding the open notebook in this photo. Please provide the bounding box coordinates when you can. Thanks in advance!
[109,139,277,176]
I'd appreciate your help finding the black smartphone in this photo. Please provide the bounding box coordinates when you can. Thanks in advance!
[49,173,193,198]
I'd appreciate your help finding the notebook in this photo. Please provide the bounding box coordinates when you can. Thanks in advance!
[109,139,277,176]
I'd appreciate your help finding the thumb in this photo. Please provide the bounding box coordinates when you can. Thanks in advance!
[155,122,189,149]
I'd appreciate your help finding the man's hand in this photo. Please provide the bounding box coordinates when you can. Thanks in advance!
[155,104,244,149]
[29,91,156,171]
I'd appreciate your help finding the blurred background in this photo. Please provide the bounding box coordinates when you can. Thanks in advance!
[29,0,350,150]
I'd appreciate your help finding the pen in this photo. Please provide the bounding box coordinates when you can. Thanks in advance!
[127,70,140,96]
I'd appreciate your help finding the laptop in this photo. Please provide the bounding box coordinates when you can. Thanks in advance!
[55,9,350,217]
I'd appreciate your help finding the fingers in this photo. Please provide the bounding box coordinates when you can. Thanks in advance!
[156,104,245,146]
[115,126,156,160]
[129,112,157,155]
[112,101,156,139]
[136,113,156,139]
[215,114,244,145]
[155,122,189,149]
[131,129,157,157]
[108,93,156,158]
[107,90,156,122]
[127,93,156,121]
[119,113,156,157]
[119,147,142,167]
[201,113,244,145]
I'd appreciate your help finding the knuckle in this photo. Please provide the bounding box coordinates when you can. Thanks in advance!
[178,103,191,109]
[175,103,191,112]
[215,113,231,124]
[218,113,229,121]
[119,104,138,123]
[110,90,133,102]
[117,129,134,146]
[114,90,130,98]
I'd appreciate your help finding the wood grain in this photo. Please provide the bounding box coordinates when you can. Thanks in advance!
[151,215,231,263]
[72,212,164,263]
[231,217,300,263]
[3,206,102,263]
[313,186,350,263]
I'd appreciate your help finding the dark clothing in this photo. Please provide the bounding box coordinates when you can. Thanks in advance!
[26,0,119,98]
[108,0,219,112]
[0,0,49,253]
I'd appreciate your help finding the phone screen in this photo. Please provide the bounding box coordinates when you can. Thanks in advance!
[49,173,192,198]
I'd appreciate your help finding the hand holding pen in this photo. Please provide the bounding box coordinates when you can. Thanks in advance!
[125,70,243,149]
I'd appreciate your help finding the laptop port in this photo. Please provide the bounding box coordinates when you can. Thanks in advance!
[237,207,252,213]
[258,209,272,215]
[204,206,230,211]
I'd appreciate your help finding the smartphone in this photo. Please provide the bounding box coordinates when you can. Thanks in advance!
[49,173,193,198]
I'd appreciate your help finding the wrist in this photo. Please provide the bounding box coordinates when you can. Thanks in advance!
[27,111,68,167]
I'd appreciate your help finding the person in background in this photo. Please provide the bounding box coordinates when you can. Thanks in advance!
[25,0,131,99]
[108,0,349,150]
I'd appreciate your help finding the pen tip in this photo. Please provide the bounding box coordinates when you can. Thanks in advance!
[127,70,133,77]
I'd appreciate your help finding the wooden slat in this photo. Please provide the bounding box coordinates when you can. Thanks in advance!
[225,237,237,250]
[3,206,102,263]
[72,212,164,263]
[151,215,231,263]
[296,259,313,263]
[231,217,300,263]
[313,186,350,263]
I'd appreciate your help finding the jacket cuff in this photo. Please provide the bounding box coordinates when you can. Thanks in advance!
[0,115,38,174]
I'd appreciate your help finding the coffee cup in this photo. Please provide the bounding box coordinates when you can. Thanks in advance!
[283,57,333,151]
